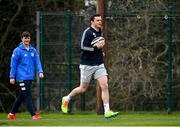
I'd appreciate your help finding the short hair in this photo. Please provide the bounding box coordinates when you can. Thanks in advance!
[21,31,30,38]
[90,14,101,22]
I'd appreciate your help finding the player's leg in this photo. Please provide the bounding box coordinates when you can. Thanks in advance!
[61,83,89,113]
[8,81,25,119]
[61,64,93,113]
[23,80,41,120]
[23,81,36,115]
[8,94,24,119]
[95,64,119,118]
[65,83,89,100]
[97,75,109,105]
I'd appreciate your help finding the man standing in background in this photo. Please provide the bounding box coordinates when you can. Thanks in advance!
[8,31,44,120]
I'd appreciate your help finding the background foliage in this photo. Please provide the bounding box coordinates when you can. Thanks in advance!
[105,0,180,111]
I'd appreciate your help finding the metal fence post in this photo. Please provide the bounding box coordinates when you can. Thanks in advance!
[36,11,40,112]
[39,11,45,110]
[167,0,173,113]
[67,10,73,112]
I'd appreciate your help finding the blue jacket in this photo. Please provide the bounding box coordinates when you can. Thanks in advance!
[10,42,43,81]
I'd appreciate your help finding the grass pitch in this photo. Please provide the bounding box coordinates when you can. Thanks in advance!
[0,111,180,126]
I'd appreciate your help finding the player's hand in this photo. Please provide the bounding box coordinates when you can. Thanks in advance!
[39,73,44,79]
[96,40,105,49]
[99,39,105,45]
[10,79,15,84]
[103,52,105,56]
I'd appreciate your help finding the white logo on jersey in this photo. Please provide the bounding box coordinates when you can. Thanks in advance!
[93,33,96,37]
[31,53,34,57]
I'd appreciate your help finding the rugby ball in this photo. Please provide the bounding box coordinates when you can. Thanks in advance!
[91,37,105,47]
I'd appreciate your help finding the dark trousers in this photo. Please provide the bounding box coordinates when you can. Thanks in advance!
[11,80,36,116]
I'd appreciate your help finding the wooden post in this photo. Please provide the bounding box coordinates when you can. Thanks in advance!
[96,0,106,115]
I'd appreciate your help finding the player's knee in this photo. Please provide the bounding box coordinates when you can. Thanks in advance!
[81,87,87,93]
[101,83,108,91]
[79,87,87,93]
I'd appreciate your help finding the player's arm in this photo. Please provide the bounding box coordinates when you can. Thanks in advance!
[9,49,19,84]
[80,29,97,51]
[34,49,44,79]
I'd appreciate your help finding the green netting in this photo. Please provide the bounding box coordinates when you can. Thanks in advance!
[105,0,180,111]
[38,12,84,110]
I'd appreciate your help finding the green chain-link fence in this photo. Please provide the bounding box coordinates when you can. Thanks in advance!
[105,0,180,111]
[37,11,86,111]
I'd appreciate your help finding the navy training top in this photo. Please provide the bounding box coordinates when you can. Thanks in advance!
[80,26,104,66]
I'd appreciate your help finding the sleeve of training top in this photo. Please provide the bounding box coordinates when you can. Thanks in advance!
[34,49,43,74]
[80,28,98,51]
[9,48,19,79]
